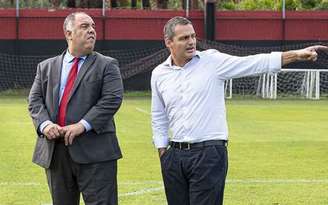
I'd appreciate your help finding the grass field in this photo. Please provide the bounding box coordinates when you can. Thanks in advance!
[0,94,328,205]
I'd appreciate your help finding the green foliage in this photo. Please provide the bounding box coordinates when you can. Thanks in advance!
[220,0,237,10]
[0,0,13,8]
[300,0,317,9]
[236,0,276,10]
[316,0,328,9]
[257,0,275,10]
[238,0,257,10]
[167,0,181,10]
[269,0,299,10]
[217,0,328,10]
[284,0,300,10]
[2,0,328,10]
[222,0,301,11]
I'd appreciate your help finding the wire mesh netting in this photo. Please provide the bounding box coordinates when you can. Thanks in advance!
[1,40,328,97]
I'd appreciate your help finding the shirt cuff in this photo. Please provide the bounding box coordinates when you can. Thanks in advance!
[39,120,52,133]
[80,119,92,132]
[153,135,169,148]
[269,52,282,73]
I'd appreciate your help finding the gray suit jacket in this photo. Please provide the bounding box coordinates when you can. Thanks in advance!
[28,51,124,168]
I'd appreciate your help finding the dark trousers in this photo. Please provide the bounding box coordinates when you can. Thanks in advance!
[160,144,228,205]
[45,143,118,205]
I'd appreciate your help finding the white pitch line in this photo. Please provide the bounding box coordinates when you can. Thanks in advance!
[39,186,164,205]
[0,181,162,187]
[0,182,42,186]
[40,187,164,205]
[119,186,163,197]
[120,181,162,185]
[1,121,32,125]
[135,107,150,115]
[18,179,328,204]
[227,179,328,184]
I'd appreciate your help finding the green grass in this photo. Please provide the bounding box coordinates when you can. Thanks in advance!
[0,94,328,205]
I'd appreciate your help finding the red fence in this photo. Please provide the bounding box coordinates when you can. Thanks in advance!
[1,9,328,40]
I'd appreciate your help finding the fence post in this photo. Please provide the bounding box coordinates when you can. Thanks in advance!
[185,0,189,18]
[16,0,19,40]
[102,0,106,42]
[281,0,286,48]
[204,0,216,41]
[102,0,106,17]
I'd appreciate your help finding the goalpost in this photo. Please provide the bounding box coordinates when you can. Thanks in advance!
[224,69,328,100]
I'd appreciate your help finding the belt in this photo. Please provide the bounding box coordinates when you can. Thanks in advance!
[169,140,227,150]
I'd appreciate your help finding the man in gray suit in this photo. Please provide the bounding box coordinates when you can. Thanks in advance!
[28,12,123,205]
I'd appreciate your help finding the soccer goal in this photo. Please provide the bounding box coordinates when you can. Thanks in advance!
[224,69,328,99]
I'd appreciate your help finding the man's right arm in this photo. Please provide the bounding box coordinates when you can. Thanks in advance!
[281,45,327,65]
[151,72,170,158]
[28,63,53,137]
[42,122,63,140]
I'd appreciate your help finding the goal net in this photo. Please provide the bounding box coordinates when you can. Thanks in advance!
[224,69,328,99]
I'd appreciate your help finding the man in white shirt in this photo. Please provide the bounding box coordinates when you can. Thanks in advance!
[151,16,326,205]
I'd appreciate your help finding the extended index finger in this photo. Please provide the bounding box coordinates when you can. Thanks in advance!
[313,45,328,52]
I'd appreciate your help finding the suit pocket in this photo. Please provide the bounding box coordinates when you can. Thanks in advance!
[32,137,54,168]
[160,147,172,169]
[160,148,170,161]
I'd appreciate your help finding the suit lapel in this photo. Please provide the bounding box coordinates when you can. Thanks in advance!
[52,53,65,118]
[67,52,97,102]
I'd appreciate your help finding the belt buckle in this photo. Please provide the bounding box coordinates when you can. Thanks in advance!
[180,142,191,150]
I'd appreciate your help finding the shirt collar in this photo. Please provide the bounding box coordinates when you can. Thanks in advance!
[63,50,87,63]
[163,51,201,68]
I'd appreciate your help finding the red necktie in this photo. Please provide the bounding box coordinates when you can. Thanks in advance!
[57,57,80,126]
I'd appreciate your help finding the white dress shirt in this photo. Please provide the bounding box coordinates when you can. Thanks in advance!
[151,49,282,148]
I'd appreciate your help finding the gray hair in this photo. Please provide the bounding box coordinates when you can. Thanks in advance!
[163,16,192,40]
[63,12,88,32]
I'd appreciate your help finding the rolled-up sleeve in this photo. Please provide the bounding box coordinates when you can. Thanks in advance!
[268,52,282,73]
